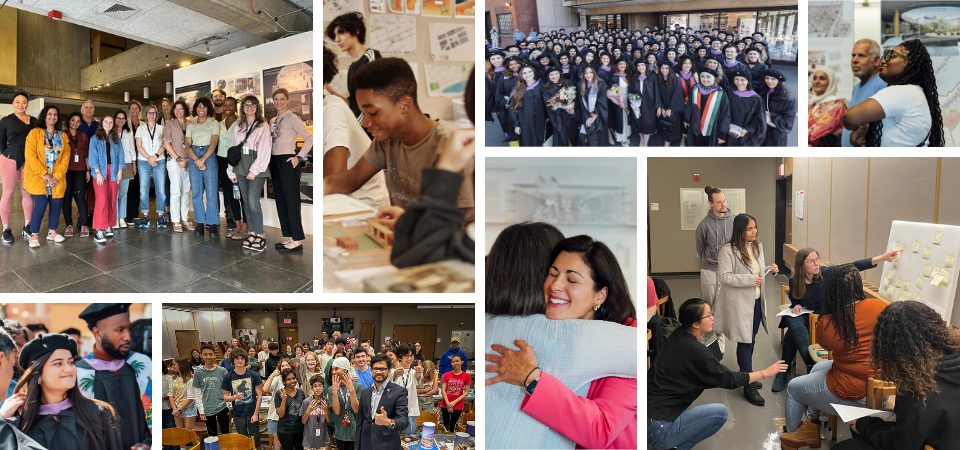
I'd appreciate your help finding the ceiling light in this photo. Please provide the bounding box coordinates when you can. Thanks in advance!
[206,42,210,54]
[274,18,278,32]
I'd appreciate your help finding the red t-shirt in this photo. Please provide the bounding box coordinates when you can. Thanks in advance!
[439,370,471,410]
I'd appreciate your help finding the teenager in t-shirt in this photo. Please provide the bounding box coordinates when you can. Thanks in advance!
[322,58,475,225]
[324,12,381,123]
[221,348,263,448]
[300,373,330,450]
[439,354,471,432]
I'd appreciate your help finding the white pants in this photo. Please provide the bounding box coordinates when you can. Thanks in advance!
[700,269,722,346]
[166,159,191,222]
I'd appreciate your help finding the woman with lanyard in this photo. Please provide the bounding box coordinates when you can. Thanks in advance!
[123,101,143,226]
[684,66,730,146]
[0,92,40,244]
[186,97,220,237]
[23,105,70,247]
[327,357,362,450]
[88,116,124,244]
[113,110,136,229]
[761,67,797,147]
[61,112,90,238]
[218,96,246,240]
[629,59,660,147]
[269,88,313,252]
[577,66,609,147]
[725,68,767,146]
[134,105,166,229]
[160,100,194,233]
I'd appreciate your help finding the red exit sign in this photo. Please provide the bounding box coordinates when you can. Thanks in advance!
[284,319,291,324]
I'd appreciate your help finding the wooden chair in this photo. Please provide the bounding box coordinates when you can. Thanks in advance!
[213,433,256,450]
[418,410,441,427]
[647,329,652,369]
[657,296,669,317]
[162,427,199,447]
[460,411,475,424]
[866,377,897,410]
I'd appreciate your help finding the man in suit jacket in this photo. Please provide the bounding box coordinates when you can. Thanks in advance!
[355,354,409,450]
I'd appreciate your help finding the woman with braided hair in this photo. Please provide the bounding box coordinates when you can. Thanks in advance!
[843,39,943,147]
[780,264,888,450]
[832,301,960,450]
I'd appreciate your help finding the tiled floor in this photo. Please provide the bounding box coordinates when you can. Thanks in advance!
[655,274,852,450]
[0,193,313,293]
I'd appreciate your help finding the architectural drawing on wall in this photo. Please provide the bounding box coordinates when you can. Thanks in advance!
[454,0,475,18]
[497,175,632,225]
[406,0,420,14]
[428,23,474,61]
[370,14,417,56]
[217,72,262,101]
[370,0,385,13]
[680,188,746,231]
[422,0,451,17]
[324,0,362,14]
[424,63,469,97]
[809,2,851,38]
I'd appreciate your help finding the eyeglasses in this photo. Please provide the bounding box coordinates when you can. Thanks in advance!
[881,49,909,63]
[371,367,389,372]
[243,104,257,108]
[804,258,821,266]
[700,313,715,321]
[147,112,157,115]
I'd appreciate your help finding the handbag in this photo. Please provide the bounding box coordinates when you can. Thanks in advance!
[657,117,673,133]
[121,165,134,179]
[227,123,257,167]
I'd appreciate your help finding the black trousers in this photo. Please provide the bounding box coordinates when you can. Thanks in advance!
[62,169,88,227]
[204,407,231,436]
[126,170,140,220]
[270,155,304,241]
[337,439,355,450]
[217,155,244,223]
[441,409,462,432]
[277,431,304,450]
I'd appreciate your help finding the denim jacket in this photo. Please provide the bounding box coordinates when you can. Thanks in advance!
[88,135,125,181]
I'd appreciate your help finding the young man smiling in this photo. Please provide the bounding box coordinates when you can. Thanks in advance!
[221,348,263,448]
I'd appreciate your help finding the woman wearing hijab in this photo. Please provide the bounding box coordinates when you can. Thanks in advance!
[577,66,609,147]
[542,67,576,147]
[808,66,846,147]
[684,66,730,147]
[725,69,766,146]
[629,60,659,147]
[657,62,685,147]
[609,56,632,147]
[508,64,547,147]
[762,67,798,147]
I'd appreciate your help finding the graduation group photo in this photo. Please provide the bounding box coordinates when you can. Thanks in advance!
[161,303,476,450]
[484,0,800,147]
[0,302,151,450]
[647,157,960,450]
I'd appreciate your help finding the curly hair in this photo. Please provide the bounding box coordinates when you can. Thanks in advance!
[818,264,866,348]
[323,44,338,85]
[865,39,944,147]
[871,301,960,404]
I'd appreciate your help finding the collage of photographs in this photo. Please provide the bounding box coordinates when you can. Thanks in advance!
[0,0,955,450]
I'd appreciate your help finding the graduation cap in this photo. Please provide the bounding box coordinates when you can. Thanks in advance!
[764,67,787,83]
[487,50,506,61]
[19,333,78,370]
[79,303,131,331]
[544,66,563,79]
[699,67,719,78]
[729,68,752,82]
[745,47,762,56]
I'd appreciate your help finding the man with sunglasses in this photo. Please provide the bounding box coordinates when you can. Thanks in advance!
[842,38,887,147]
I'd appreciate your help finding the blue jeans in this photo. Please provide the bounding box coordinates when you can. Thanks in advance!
[187,145,219,225]
[138,159,166,214]
[785,360,868,431]
[736,297,763,372]
[30,195,62,234]
[648,403,728,450]
[117,178,130,220]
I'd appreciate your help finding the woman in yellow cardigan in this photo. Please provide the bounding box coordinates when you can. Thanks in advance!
[24,105,70,248]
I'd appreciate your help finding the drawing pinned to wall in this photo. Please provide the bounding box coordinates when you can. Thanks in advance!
[510,175,631,225]
[263,61,314,122]
[174,81,211,109]
[424,64,468,97]
[389,0,403,12]
[422,0,451,17]
[795,190,804,219]
[808,1,855,106]
[216,72,262,101]
[404,0,420,14]
[454,0,475,18]
[370,0,385,13]
[324,0,362,14]
[370,14,417,56]
[428,23,474,61]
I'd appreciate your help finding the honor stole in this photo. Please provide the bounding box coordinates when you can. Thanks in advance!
[694,88,723,136]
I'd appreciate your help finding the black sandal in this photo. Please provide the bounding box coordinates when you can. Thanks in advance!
[242,234,256,248]
[251,236,266,252]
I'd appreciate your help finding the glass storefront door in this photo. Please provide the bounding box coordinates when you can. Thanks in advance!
[758,10,798,62]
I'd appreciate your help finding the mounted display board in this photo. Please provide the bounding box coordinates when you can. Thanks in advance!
[879,221,960,325]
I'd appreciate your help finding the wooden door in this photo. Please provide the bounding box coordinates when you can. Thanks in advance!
[174,329,200,358]
[360,321,375,346]
[393,325,437,361]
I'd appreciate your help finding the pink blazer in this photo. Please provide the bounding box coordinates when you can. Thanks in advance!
[520,319,638,449]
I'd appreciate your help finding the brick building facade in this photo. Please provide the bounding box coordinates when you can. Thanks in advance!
[486,0,541,46]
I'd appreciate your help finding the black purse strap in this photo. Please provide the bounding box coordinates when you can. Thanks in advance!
[238,122,257,147]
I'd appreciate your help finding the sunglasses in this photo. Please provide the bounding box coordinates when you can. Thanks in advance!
[881,49,909,63]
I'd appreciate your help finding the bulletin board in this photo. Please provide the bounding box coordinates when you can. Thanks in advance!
[679,188,746,231]
[322,0,475,121]
[878,221,960,325]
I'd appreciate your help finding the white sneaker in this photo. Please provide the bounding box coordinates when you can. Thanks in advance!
[105,227,114,237]
[119,219,127,228]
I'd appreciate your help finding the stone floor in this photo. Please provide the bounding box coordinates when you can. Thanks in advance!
[0,191,312,293]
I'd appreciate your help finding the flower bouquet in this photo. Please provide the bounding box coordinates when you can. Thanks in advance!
[629,93,642,118]
[547,86,577,115]
[607,85,629,114]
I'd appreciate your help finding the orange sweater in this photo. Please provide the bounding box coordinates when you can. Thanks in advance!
[816,298,887,401]
[23,128,71,198]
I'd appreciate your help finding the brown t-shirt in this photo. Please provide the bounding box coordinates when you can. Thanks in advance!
[817,298,888,401]
[363,119,474,224]
[66,130,89,171]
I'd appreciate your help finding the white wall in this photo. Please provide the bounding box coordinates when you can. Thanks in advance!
[853,1,882,45]
[162,309,233,359]
[174,32,314,234]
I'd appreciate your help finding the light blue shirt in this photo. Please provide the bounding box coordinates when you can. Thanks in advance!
[369,379,388,419]
[842,73,888,146]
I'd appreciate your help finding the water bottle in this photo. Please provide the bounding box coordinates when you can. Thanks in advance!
[46,183,52,197]
[232,181,240,200]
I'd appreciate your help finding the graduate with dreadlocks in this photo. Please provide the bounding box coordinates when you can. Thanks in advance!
[761,67,797,147]
[843,39,944,147]
[683,66,730,146]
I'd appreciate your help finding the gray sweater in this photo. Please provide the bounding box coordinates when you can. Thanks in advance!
[695,209,735,271]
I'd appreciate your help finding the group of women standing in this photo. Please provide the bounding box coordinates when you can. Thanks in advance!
[0,89,312,252]
[485,27,797,147]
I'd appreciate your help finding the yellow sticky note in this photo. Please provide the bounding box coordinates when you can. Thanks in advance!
[924,264,932,277]
[913,291,921,301]
[886,284,895,297]
[947,254,955,269]
[894,241,902,251]
[917,276,924,290]
[896,277,903,288]
[887,269,896,281]
[913,241,922,253]
[931,267,946,286]
[894,256,900,268]
[883,277,891,288]
[934,231,943,245]
[923,248,932,260]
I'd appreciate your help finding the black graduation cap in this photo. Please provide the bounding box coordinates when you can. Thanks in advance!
[79,303,131,330]
[729,68,752,82]
[19,333,78,371]
[544,66,563,79]
[745,47,762,56]
[699,67,719,78]
[487,50,506,60]
[764,67,787,83]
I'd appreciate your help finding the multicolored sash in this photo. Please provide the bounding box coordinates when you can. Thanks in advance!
[694,88,723,136]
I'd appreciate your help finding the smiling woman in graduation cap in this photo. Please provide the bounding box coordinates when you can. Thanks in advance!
[3,333,123,450]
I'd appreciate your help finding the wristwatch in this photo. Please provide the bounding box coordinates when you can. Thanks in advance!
[387,419,395,429]
[297,155,306,163]
[525,376,540,395]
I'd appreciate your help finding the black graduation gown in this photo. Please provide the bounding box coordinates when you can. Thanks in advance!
[657,76,686,143]
[596,67,613,85]
[724,88,767,146]
[684,87,731,147]
[746,63,768,92]
[508,82,547,146]
[559,65,574,81]
[23,402,124,450]
[484,71,503,122]
[577,81,609,147]
[75,360,151,449]
[542,83,577,146]
[628,76,660,135]
[495,75,519,135]
[607,75,631,136]
[763,91,797,145]
[0,419,45,450]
